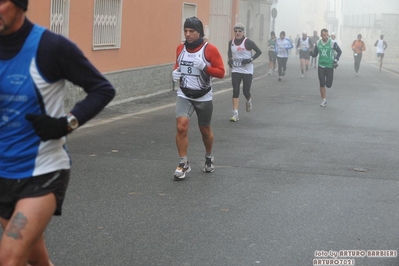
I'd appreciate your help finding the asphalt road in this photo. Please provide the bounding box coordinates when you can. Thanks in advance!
[29,58,399,265]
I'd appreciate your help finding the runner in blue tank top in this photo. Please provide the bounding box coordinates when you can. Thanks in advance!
[0,1,115,264]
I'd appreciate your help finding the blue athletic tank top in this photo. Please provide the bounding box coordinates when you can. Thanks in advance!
[0,25,71,179]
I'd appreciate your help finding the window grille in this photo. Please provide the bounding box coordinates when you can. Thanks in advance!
[50,0,70,37]
[93,0,123,50]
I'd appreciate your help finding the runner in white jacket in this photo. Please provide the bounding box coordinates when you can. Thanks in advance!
[275,31,293,81]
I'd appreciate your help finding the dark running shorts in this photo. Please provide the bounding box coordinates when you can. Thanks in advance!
[176,96,213,127]
[318,66,334,88]
[299,50,311,60]
[0,170,70,219]
[268,50,277,63]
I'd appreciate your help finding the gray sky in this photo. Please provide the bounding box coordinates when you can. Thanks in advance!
[343,1,399,14]
[273,1,300,39]
[272,0,399,39]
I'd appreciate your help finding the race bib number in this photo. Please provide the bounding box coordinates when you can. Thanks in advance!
[233,58,243,67]
[180,60,200,76]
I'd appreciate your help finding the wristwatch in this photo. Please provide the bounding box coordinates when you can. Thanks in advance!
[66,113,79,132]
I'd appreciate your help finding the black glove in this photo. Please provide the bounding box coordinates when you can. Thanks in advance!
[25,114,68,141]
[241,58,252,65]
[228,59,233,68]
[333,60,338,69]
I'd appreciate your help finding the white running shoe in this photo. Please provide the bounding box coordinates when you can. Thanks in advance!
[203,156,215,173]
[230,113,239,122]
[320,99,327,107]
[246,101,252,112]
[174,162,191,180]
[300,74,304,79]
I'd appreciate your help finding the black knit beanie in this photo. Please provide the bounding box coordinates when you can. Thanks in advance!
[184,17,205,37]
[11,0,28,11]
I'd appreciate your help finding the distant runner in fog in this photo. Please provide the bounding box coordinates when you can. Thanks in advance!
[330,32,338,63]
[275,31,294,82]
[288,36,294,56]
[296,31,313,78]
[310,30,320,68]
[267,31,277,75]
[351,34,366,76]
[374,35,388,71]
[294,34,300,58]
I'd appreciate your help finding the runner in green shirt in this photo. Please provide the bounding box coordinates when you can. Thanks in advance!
[311,28,342,107]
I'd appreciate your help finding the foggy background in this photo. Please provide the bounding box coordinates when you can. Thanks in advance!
[274,1,399,34]
[270,0,399,61]
[273,1,301,39]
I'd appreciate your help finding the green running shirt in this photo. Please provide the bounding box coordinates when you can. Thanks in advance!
[317,39,335,68]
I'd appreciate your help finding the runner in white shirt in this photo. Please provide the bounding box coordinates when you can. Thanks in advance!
[374,35,388,71]
[296,30,313,78]
[275,31,293,81]
[227,23,262,122]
